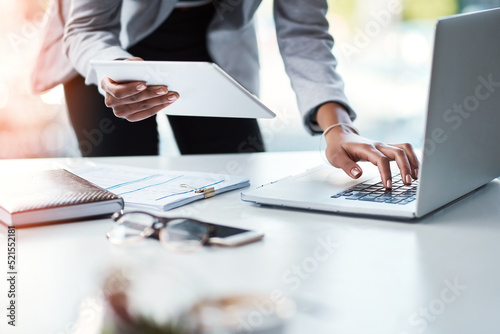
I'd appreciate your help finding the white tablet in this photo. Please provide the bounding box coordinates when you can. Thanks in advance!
[90,60,276,119]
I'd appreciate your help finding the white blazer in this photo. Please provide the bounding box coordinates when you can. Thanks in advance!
[34,0,355,133]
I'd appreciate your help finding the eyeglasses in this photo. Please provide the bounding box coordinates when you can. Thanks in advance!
[108,211,218,252]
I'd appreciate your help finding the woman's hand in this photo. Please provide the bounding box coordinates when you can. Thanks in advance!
[100,57,180,122]
[318,102,419,189]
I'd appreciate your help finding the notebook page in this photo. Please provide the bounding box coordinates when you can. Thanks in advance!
[69,163,249,211]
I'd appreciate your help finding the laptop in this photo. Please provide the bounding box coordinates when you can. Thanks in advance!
[90,60,276,119]
[241,8,500,220]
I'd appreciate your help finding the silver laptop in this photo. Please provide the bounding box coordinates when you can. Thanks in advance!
[242,8,500,220]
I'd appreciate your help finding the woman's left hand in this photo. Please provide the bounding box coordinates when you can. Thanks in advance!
[317,102,420,190]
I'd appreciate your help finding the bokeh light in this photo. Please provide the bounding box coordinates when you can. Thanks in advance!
[0,0,77,158]
[40,85,65,105]
[0,81,9,109]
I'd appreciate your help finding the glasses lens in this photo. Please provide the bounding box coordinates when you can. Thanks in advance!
[108,212,156,244]
[160,219,210,252]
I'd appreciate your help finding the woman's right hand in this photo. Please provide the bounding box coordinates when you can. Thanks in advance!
[100,57,180,122]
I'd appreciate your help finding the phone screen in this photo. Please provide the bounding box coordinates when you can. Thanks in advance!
[212,224,250,238]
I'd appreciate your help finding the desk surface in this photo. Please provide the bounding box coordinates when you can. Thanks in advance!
[1,151,499,334]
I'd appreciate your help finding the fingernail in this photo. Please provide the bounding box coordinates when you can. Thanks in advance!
[414,168,419,179]
[137,84,146,91]
[351,167,361,177]
[386,179,392,189]
[156,88,167,95]
[405,174,412,185]
[167,95,178,102]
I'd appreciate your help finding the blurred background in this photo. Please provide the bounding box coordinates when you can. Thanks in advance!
[0,0,499,159]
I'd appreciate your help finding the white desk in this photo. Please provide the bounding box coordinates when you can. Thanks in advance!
[1,151,499,334]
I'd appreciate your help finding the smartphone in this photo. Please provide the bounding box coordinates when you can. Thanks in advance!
[208,224,264,247]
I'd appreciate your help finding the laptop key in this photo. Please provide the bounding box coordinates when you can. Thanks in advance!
[359,196,378,201]
[352,185,370,191]
[385,198,403,204]
[344,192,366,199]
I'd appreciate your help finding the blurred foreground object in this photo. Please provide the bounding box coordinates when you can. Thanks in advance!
[102,270,295,334]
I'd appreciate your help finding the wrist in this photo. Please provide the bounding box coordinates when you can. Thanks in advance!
[317,102,358,135]
[323,123,359,140]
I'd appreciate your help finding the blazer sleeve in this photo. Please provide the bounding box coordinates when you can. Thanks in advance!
[63,0,132,86]
[273,0,356,134]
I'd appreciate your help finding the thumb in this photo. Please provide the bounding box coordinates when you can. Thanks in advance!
[125,57,144,61]
[326,149,363,179]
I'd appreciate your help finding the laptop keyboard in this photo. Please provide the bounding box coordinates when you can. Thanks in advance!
[331,174,418,205]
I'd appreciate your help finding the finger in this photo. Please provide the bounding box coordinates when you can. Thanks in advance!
[124,57,144,61]
[113,92,179,119]
[124,103,173,122]
[392,143,420,179]
[105,85,171,108]
[102,77,148,100]
[376,144,413,185]
[353,145,393,189]
[326,148,363,179]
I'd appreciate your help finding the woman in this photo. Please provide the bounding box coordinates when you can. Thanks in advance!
[34,0,419,189]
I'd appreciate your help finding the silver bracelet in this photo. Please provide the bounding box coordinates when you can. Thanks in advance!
[322,123,359,137]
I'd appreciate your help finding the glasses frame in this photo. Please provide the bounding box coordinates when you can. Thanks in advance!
[108,210,218,252]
